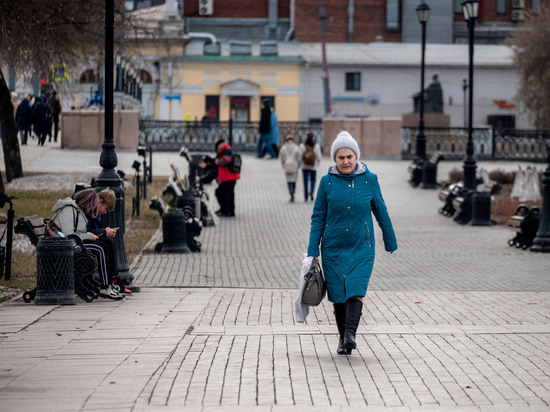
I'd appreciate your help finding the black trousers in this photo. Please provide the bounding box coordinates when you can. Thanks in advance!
[215,180,237,216]
[83,237,117,287]
[52,114,60,142]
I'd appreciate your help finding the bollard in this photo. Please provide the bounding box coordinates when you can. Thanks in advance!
[421,162,438,189]
[161,209,188,253]
[471,192,493,226]
[35,238,77,305]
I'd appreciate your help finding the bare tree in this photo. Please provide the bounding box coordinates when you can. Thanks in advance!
[0,0,130,187]
[511,5,550,129]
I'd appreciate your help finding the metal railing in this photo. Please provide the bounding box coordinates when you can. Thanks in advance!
[139,120,324,153]
[493,129,550,162]
[402,127,549,162]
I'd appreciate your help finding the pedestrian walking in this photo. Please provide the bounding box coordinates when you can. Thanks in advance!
[299,132,322,202]
[48,91,62,142]
[307,130,397,355]
[279,134,301,202]
[15,95,32,145]
[257,100,277,158]
[32,95,51,146]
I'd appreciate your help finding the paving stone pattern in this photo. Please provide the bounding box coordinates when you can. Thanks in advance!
[0,152,549,411]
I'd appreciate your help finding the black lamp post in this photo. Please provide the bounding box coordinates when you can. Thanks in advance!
[415,1,430,161]
[531,143,550,252]
[95,0,138,291]
[462,0,479,191]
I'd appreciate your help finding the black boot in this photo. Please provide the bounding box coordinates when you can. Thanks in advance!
[334,303,350,355]
[344,298,363,351]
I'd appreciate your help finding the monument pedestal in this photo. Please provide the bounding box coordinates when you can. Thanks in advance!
[401,112,451,128]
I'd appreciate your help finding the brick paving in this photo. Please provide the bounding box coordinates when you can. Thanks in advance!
[0,149,549,411]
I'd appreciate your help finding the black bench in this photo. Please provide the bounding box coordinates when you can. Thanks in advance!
[14,216,99,302]
[438,182,462,217]
[408,152,444,188]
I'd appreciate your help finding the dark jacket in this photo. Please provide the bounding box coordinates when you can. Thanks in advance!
[16,99,32,131]
[32,98,52,136]
[259,106,271,134]
[86,213,107,237]
[48,95,61,116]
[198,155,218,184]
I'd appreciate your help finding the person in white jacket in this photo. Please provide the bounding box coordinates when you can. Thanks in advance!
[299,132,322,202]
[279,134,302,202]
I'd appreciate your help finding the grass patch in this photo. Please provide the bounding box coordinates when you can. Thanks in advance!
[0,175,167,301]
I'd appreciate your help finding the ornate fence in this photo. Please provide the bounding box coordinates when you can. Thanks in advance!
[402,127,549,162]
[493,129,550,162]
[138,120,324,153]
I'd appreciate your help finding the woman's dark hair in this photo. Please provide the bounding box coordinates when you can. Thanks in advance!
[305,132,315,147]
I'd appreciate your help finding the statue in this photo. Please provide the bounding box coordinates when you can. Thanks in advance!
[413,74,444,114]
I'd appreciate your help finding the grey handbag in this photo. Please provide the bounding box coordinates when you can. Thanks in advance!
[301,259,327,306]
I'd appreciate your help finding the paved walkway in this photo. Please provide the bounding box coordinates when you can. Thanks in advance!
[0,145,549,411]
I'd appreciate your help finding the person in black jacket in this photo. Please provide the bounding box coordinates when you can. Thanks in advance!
[48,91,62,142]
[32,95,51,146]
[15,95,32,145]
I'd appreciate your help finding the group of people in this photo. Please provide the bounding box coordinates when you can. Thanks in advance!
[15,91,62,146]
[279,132,323,203]
[51,188,130,300]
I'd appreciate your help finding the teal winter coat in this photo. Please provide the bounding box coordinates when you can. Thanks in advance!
[307,162,397,303]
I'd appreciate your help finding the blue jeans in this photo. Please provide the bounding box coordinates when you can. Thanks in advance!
[257,133,277,158]
[302,169,317,200]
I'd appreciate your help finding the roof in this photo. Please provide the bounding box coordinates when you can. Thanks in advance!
[299,42,515,68]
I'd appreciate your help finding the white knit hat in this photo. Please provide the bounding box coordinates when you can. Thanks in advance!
[331,131,360,161]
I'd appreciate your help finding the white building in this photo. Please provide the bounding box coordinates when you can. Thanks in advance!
[298,41,528,129]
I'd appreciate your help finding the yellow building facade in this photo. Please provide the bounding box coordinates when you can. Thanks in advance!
[168,56,301,123]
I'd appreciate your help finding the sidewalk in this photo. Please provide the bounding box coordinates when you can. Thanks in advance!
[0,146,549,411]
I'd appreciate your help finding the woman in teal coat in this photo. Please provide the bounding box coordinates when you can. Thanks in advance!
[307,131,397,355]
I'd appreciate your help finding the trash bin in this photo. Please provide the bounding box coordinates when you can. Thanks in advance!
[35,237,77,305]
[471,192,493,226]
[161,209,188,253]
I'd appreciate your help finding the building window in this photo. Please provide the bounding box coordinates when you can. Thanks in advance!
[386,0,400,32]
[531,0,539,12]
[496,0,507,14]
[346,72,361,91]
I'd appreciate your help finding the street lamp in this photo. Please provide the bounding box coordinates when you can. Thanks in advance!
[95,0,138,291]
[531,143,550,252]
[415,1,429,162]
[462,0,479,191]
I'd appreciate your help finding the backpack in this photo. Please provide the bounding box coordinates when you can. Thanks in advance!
[302,145,316,166]
[228,153,242,173]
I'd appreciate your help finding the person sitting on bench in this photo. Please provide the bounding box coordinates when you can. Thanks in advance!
[51,188,123,300]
